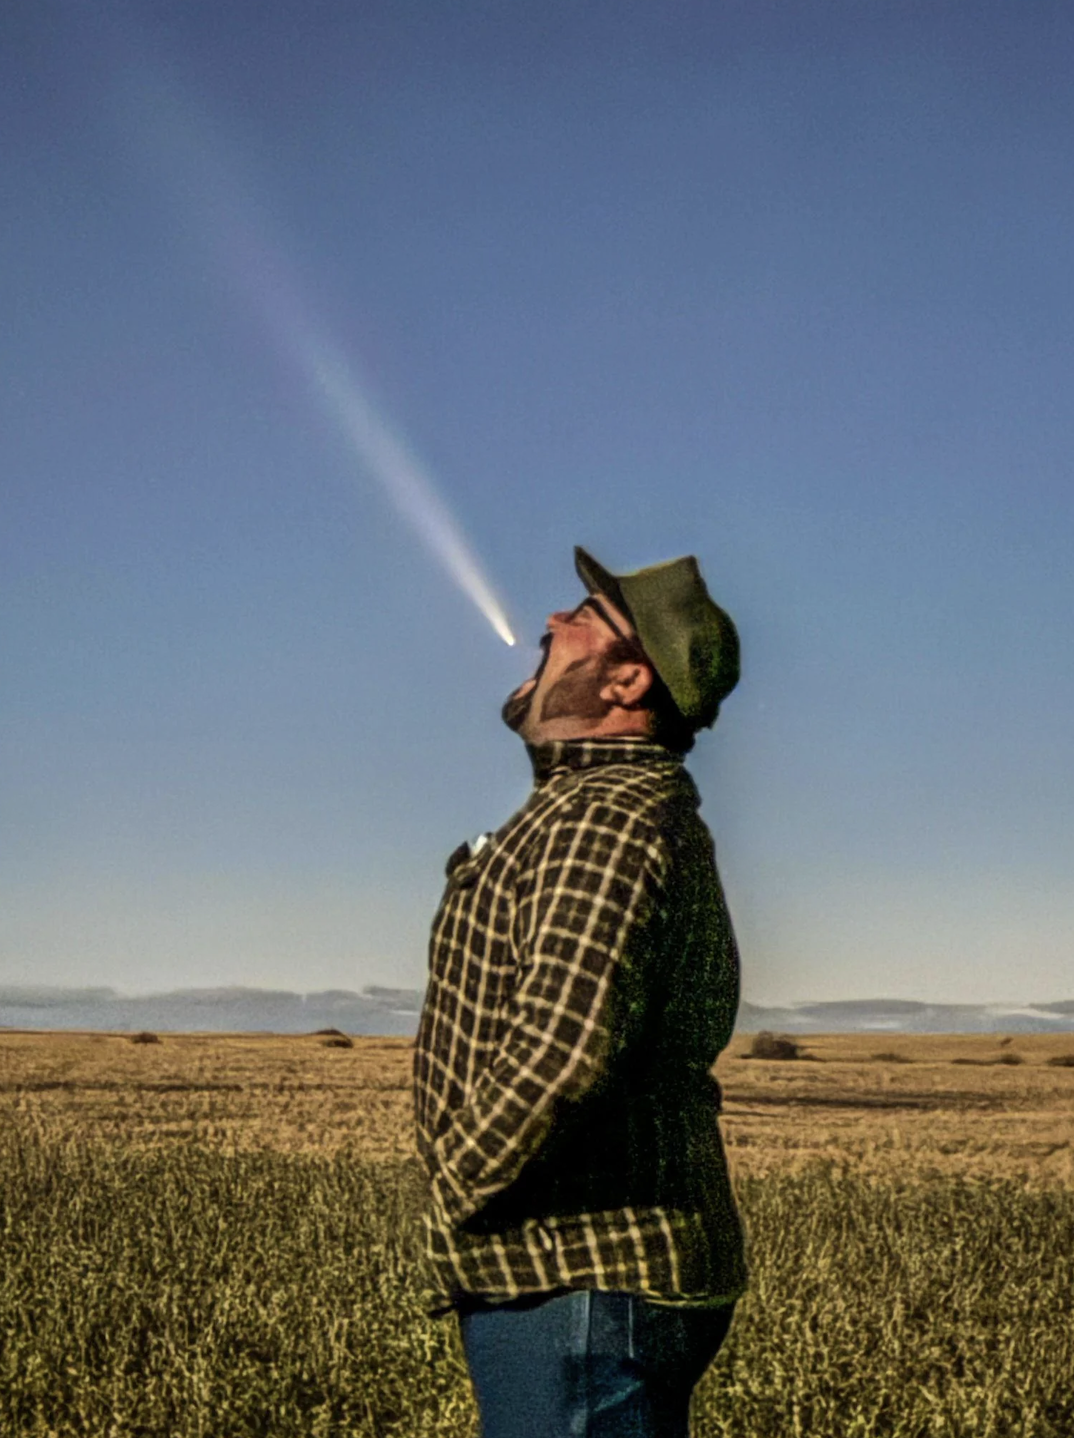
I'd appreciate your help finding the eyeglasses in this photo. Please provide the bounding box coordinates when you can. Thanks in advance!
[569,596,633,643]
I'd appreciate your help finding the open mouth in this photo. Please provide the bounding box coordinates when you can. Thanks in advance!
[501,634,553,731]
[531,632,552,682]
[515,633,552,695]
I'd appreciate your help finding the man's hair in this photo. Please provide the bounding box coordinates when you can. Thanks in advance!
[602,636,697,755]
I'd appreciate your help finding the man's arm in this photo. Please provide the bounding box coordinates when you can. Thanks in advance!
[430,794,667,1227]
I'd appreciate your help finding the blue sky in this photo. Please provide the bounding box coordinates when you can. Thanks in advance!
[2,0,1072,1005]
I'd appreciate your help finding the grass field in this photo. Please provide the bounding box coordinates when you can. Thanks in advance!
[1,1030,1072,1436]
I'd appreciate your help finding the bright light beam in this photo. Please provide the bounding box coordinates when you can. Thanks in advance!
[296,332,516,647]
[115,56,515,646]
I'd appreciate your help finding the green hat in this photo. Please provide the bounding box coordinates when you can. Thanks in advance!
[574,546,740,729]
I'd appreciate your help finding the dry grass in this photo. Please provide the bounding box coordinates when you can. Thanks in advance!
[1,1028,1072,1436]
[2,1028,1070,1186]
[0,1031,414,1159]
[720,1031,1074,1188]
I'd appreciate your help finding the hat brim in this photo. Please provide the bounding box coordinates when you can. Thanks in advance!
[574,547,633,627]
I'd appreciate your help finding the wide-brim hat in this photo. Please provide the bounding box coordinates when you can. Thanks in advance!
[574,546,740,729]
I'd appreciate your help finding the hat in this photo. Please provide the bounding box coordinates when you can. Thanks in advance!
[574,546,740,728]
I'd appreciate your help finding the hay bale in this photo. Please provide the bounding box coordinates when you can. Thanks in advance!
[746,1030,802,1061]
[130,1031,161,1045]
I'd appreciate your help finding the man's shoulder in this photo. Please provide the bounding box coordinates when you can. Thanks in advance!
[531,758,698,859]
[492,750,701,864]
[563,752,696,811]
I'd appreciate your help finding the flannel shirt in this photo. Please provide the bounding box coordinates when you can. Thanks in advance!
[412,736,747,1316]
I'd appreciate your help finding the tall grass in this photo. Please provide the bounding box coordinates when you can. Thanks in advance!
[1,1128,1071,1437]
[695,1167,1074,1438]
[0,1130,467,1436]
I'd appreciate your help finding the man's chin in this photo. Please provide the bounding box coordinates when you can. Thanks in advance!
[502,645,548,736]
[501,688,533,734]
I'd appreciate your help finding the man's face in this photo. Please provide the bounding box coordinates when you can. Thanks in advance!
[501,592,638,741]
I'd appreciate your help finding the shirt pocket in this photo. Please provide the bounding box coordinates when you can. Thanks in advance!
[443,846,493,893]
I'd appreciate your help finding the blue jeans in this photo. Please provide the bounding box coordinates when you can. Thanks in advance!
[458,1289,735,1438]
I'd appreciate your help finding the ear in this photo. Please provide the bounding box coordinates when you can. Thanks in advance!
[599,661,654,710]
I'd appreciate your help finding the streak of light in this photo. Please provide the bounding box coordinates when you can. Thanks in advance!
[301,335,516,646]
[114,51,515,645]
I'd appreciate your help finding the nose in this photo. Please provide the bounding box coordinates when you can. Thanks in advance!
[547,609,572,629]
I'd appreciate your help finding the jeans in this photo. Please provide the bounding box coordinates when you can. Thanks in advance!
[458,1289,735,1438]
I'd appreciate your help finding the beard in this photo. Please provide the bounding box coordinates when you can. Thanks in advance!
[501,644,612,737]
[501,686,533,733]
[536,660,611,724]
[502,634,551,733]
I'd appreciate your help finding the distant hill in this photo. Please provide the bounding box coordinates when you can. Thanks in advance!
[2,986,1073,1035]
[738,998,1074,1035]
[0,985,422,1036]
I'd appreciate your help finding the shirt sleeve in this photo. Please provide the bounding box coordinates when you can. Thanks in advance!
[430,793,668,1228]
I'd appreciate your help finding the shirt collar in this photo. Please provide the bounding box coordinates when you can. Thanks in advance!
[526,736,681,784]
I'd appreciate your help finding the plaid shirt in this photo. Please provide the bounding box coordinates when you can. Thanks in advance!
[413,737,747,1315]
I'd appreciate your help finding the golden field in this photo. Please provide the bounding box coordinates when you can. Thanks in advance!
[2,1027,1072,1184]
[2,1027,1072,1436]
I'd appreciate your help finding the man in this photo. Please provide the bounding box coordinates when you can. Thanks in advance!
[413,547,747,1438]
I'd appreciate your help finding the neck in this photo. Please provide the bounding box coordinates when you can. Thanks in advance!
[520,708,652,746]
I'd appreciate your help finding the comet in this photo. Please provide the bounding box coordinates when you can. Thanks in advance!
[297,331,516,648]
[114,54,516,646]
